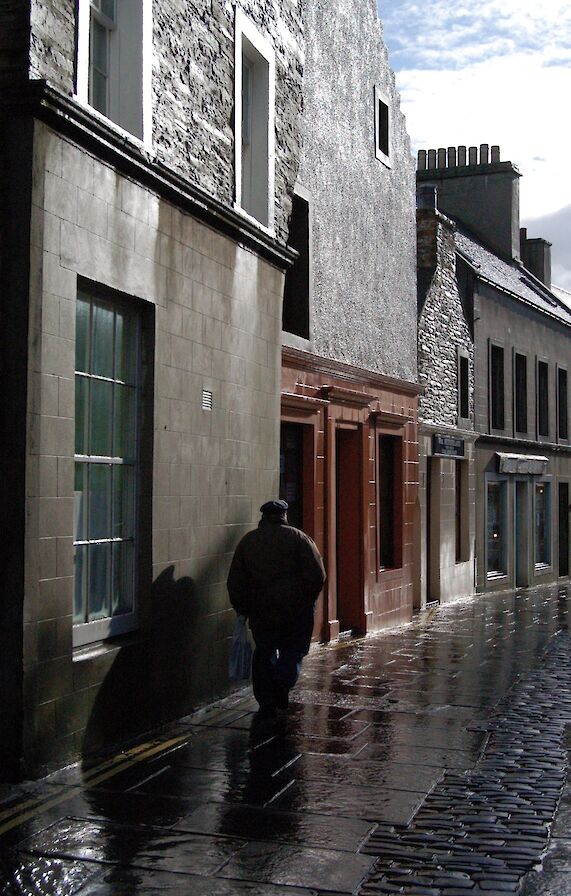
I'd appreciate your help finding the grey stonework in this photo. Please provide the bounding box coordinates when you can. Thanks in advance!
[298,0,417,381]
[417,207,474,429]
[7,0,304,246]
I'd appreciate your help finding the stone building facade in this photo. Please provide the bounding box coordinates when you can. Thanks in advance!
[418,146,571,595]
[415,186,476,607]
[1,0,304,778]
[280,0,420,638]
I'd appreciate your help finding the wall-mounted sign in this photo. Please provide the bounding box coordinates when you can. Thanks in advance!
[433,434,465,458]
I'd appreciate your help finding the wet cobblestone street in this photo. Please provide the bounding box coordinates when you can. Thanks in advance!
[1,585,570,895]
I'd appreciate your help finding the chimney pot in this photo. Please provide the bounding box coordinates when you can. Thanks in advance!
[437,147,447,168]
[417,183,438,210]
[491,145,500,162]
[458,145,467,166]
[468,146,478,165]
[428,149,437,170]
[447,147,457,167]
[417,149,427,171]
[480,143,489,164]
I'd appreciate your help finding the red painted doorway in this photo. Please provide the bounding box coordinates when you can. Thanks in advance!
[335,427,363,633]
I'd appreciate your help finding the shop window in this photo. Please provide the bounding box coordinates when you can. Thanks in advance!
[455,461,469,562]
[490,343,505,431]
[457,349,470,423]
[514,352,527,435]
[283,192,311,340]
[74,289,141,645]
[76,0,151,142]
[374,85,391,167]
[535,481,551,568]
[235,9,275,229]
[378,435,402,569]
[558,367,568,441]
[487,479,507,576]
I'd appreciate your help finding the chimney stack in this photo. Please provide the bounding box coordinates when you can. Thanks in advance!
[416,144,522,261]
[520,228,552,289]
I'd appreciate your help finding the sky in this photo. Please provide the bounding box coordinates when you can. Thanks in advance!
[378,0,571,289]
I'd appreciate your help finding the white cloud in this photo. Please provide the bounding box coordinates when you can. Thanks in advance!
[396,54,571,220]
[378,0,571,280]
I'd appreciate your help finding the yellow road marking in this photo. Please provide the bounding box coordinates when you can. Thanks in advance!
[0,734,188,837]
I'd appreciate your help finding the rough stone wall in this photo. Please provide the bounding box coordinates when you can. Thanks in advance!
[299,0,417,381]
[153,0,303,244]
[28,0,75,90]
[417,208,474,428]
[25,0,304,246]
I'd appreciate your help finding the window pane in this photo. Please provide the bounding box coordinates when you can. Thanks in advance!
[74,462,88,542]
[75,375,88,455]
[89,463,112,540]
[74,544,88,623]
[88,543,111,620]
[112,541,134,616]
[76,296,90,373]
[114,384,136,459]
[92,302,114,378]
[535,483,551,566]
[115,309,137,384]
[487,481,506,574]
[100,0,115,21]
[91,18,108,73]
[113,465,135,539]
[90,379,113,456]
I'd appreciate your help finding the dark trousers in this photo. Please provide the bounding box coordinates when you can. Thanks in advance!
[250,607,314,711]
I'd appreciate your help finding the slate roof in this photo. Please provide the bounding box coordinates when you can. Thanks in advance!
[455,226,571,329]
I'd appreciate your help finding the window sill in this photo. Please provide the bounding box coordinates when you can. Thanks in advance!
[73,630,146,662]
[233,202,275,239]
[72,95,153,154]
[486,571,508,581]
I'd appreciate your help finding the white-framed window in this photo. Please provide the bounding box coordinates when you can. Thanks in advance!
[374,85,391,168]
[489,341,505,432]
[486,477,508,577]
[536,358,550,438]
[557,366,568,442]
[234,8,275,230]
[74,288,141,646]
[534,480,551,569]
[76,0,152,144]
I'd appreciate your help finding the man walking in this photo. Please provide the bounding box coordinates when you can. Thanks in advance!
[227,500,326,717]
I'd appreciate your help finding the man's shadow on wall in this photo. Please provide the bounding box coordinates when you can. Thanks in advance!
[81,564,197,759]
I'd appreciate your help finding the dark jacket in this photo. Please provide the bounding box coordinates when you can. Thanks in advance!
[227,518,326,629]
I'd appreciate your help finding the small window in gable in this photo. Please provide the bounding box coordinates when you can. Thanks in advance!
[234,9,275,230]
[374,85,391,167]
[76,0,151,143]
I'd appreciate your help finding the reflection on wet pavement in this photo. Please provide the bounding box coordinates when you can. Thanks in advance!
[0,585,569,894]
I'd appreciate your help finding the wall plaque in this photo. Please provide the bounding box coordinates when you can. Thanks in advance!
[433,434,465,458]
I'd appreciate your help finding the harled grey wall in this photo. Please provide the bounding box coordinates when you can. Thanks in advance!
[299,0,417,380]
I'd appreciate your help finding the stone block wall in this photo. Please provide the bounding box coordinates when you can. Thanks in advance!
[417,208,474,428]
[22,121,284,773]
[298,0,417,381]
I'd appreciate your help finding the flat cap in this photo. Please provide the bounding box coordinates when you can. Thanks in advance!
[260,499,288,514]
